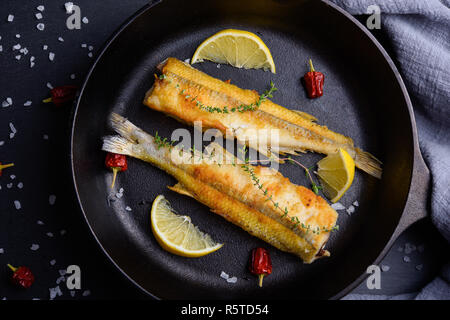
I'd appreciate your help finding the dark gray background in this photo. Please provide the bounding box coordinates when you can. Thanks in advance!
[0,0,448,300]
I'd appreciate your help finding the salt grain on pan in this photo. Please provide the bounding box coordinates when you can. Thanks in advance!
[125,206,132,212]
[59,269,67,276]
[227,276,237,283]
[30,62,35,68]
[381,265,390,272]
[82,290,91,297]
[37,220,44,225]
[331,202,345,211]
[403,256,411,263]
[17,182,23,189]
[10,174,16,180]
[0,45,3,52]
[15,55,21,61]
[13,44,21,50]
[58,37,64,42]
[37,23,45,31]
[415,264,423,271]
[2,101,10,108]
[184,58,190,64]
[346,205,355,215]
[353,200,359,207]
[0,248,4,254]
[88,52,93,58]
[46,232,54,238]
[88,45,93,51]
[56,276,65,284]
[15,34,20,39]
[43,45,48,50]
[46,82,53,89]
[70,74,76,79]
[0,141,4,146]
[14,200,21,210]
[49,52,55,61]
[7,183,13,189]
[24,101,32,107]
[82,17,89,24]
[7,15,14,22]
[30,244,40,251]
[49,194,56,205]
[81,43,87,48]
[50,259,56,266]
[35,13,43,20]
[70,291,76,297]
[220,271,229,279]
[37,5,45,12]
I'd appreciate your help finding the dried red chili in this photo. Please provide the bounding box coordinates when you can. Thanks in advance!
[7,264,35,289]
[249,247,272,287]
[303,59,324,99]
[0,162,14,176]
[105,152,128,188]
[42,85,78,107]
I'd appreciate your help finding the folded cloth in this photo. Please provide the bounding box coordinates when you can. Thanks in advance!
[329,0,450,299]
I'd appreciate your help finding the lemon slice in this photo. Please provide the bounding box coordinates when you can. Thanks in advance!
[191,29,276,73]
[151,195,223,257]
[317,148,355,203]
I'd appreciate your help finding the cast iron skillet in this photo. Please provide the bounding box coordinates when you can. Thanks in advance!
[70,0,430,299]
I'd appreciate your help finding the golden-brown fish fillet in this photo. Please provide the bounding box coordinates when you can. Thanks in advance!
[143,57,382,178]
[102,113,338,263]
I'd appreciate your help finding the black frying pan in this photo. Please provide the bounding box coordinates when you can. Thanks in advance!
[70,0,430,299]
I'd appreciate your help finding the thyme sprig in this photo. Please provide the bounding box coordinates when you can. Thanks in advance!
[180,80,278,114]
[239,146,338,234]
[154,131,175,150]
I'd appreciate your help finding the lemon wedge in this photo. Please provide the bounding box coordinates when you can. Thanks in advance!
[317,148,355,203]
[151,195,223,257]
[191,29,276,73]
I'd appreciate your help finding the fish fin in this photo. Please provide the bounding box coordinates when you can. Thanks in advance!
[109,113,153,144]
[292,110,318,122]
[102,135,135,156]
[355,148,383,179]
[168,183,195,198]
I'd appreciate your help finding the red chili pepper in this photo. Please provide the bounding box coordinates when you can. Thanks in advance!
[0,162,14,176]
[249,247,272,287]
[105,152,128,189]
[303,59,324,99]
[42,85,78,107]
[7,264,35,289]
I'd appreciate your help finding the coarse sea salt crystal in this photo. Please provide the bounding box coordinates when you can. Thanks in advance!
[415,264,423,271]
[2,101,10,108]
[15,55,21,60]
[184,58,190,64]
[14,200,21,209]
[81,43,87,48]
[50,259,56,266]
[37,220,44,225]
[381,265,390,272]
[46,82,53,89]
[13,44,21,50]
[37,5,45,12]
[220,271,229,279]
[59,269,66,276]
[70,74,76,79]
[0,141,4,146]
[70,291,76,297]
[82,290,91,297]
[17,182,23,189]
[82,17,89,24]
[46,232,54,237]
[49,194,56,205]
[0,45,3,52]
[227,276,237,283]
[30,244,40,251]
[403,256,411,263]
[88,52,93,58]
[58,37,64,42]
[16,34,20,38]
[30,62,35,68]
[24,101,32,106]
[7,15,14,22]
[10,174,16,180]
[88,45,93,51]
[0,248,4,254]
[7,183,13,188]
[43,44,48,50]
[49,52,55,61]
[56,276,65,284]
[125,206,132,212]
[331,202,345,211]
[346,205,355,215]
[9,122,16,133]
[353,200,359,207]
[35,12,43,20]
[37,23,45,31]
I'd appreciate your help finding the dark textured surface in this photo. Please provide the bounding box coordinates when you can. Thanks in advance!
[0,0,448,300]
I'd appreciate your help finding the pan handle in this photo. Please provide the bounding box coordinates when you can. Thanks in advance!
[392,147,430,239]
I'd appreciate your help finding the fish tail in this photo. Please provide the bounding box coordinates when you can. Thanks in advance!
[355,148,382,179]
[102,135,135,156]
[109,112,153,144]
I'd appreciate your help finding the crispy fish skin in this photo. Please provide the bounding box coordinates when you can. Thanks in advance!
[102,113,338,263]
[143,57,382,178]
